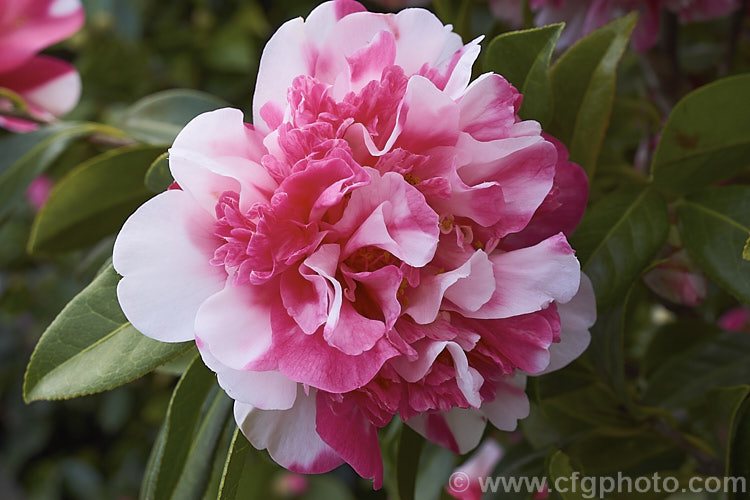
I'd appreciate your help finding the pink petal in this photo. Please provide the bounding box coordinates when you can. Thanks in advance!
[455,133,557,237]
[461,306,560,374]
[458,73,520,142]
[394,75,460,153]
[169,108,276,214]
[113,190,226,342]
[391,339,484,407]
[0,55,80,116]
[406,408,487,454]
[252,0,366,133]
[343,264,403,330]
[316,392,384,488]
[321,7,463,83]
[462,233,580,319]
[198,344,298,410]
[269,302,400,393]
[0,0,84,73]
[405,250,494,325]
[280,261,330,335]
[335,169,439,268]
[323,299,386,355]
[234,388,344,474]
[502,134,589,249]
[194,279,276,370]
[346,30,397,89]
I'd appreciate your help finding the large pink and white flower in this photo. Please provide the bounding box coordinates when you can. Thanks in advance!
[113,0,595,488]
[0,0,84,131]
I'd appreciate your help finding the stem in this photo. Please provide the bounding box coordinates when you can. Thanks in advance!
[0,108,52,126]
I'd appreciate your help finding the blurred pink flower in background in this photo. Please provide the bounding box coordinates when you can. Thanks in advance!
[25,174,54,210]
[446,438,504,500]
[718,307,750,332]
[643,248,708,306]
[113,0,595,487]
[273,472,309,496]
[0,0,84,131]
[490,0,738,51]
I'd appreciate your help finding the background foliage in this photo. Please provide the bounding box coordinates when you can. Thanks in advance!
[2,0,750,499]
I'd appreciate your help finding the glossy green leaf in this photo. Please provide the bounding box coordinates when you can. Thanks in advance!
[484,23,564,125]
[677,186,750,303]
[28,145,164,254]
[644,331,750,409]
[201,420,236,500]
[397,423,425,500]
[24,266,192,402]
[145,152,173,193]
[548,13,637,177]
[122,89,229,145]
[652,74,750,195]
[0,122,121,221]
[171,389,233,500]
[570,186,670,310]
[217,427,252,500]
[141,355,217,500]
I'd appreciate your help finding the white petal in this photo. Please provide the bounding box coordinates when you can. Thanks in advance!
[113,190,225,342]
[234,387,343,473]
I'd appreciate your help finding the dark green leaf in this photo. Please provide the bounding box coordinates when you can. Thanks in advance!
[23,266,192,402]
[571,186,670,310]
[677,186,750,303]
[217,427,253,500]
[28,145,164,254]
[201,419,236,500]
[171,389,233,500]
[548,450,586,500]
[0,122,119,221]
[122,89,229,145]
[690,386,750,464]
[643,319,720,376]
[484,24,564,125]
[652,74,750,195]
[548,13,637,177]
[397,424,425,500]
[141,355,217,500]
[727,396,750,499]
[644,331,750,409]
[145,152,173,193]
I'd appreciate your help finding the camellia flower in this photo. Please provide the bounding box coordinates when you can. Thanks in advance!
[113,0,595,488]
[490,0,738,51]
[0,0,84,132]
